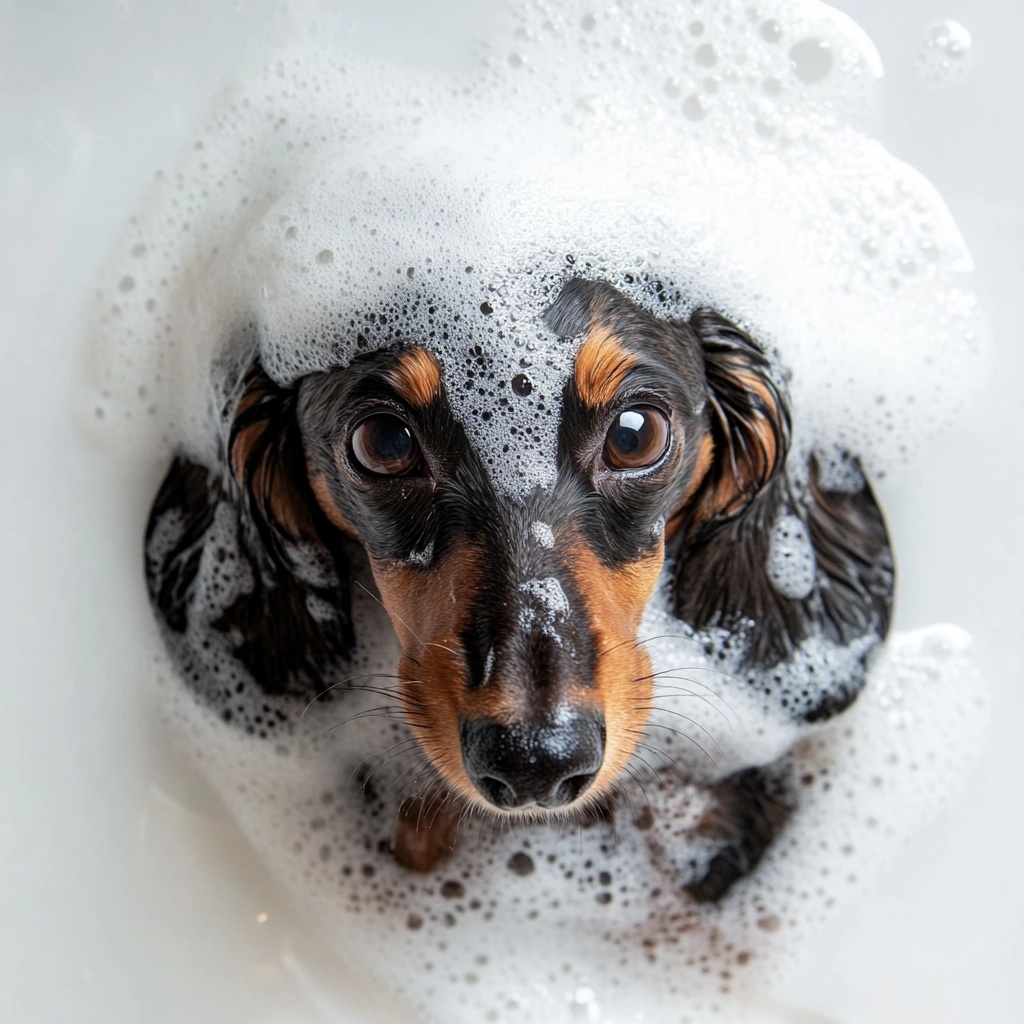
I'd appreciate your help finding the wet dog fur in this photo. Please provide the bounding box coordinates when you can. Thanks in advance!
[145,278,894,901]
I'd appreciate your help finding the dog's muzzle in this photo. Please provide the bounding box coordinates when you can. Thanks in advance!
[460,707,606,810]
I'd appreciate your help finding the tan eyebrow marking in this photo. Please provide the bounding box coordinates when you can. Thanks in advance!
[384,347,443,408]
[573,325,639,408]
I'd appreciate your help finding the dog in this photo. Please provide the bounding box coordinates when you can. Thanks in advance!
[145,277,894,902]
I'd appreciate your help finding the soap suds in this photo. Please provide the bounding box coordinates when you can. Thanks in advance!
[519,577,571,643]
[530,521,555,549]
[767,513,817,600]
[91,1,989,1021]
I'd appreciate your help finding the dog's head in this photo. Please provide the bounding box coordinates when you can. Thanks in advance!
[227,279,789,817]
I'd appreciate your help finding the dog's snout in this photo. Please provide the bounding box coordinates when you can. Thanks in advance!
[460,709,605,810]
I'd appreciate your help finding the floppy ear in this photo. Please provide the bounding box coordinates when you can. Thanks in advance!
[145,360,355,702]
[228,361,319,552]
[671,312,894,723]
[680,309,790,535]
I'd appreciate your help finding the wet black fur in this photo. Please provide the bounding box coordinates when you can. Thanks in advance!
[145,367,355,700]
[684,766,794,903]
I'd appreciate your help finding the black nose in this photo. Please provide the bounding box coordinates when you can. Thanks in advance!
[460,709,605,810]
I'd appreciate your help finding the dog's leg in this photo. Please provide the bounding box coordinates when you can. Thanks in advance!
[684,766,792,903]
[392,791,464,873]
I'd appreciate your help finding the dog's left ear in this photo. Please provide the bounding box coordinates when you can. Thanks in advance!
[671,310,894,723]
[679,309,790,535]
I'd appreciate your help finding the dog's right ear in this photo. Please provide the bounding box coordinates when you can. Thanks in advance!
[228,362,318,554]
[145,360,355,702]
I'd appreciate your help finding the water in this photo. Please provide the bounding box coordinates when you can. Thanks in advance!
[2,1,1023,1022]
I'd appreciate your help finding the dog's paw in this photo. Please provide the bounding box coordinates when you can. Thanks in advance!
[392,791,464,873]
[683,767,792,903]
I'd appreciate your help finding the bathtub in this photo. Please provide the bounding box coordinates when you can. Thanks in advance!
[0,1,1021,1021]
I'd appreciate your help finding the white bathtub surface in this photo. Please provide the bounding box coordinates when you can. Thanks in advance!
[1,1,1022,1021]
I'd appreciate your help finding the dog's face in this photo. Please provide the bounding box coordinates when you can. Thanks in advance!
[231,279,787,817]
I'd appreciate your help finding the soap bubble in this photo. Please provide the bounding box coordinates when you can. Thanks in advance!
[916,19,975,88]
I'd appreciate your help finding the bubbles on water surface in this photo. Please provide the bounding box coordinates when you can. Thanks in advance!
[88,0,990,1021]
[789,37,833,82]
[917,18,975,88]
[766,513,816,600]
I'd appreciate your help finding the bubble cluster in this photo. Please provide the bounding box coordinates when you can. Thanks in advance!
[766,513,817,600]
[156,588,985,1023]
[87,0,987,486]
[90,0,989,1021]
[916,19,975,89]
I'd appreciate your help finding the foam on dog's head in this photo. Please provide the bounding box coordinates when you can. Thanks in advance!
[92,1,988,1021]
[89,0,985,493]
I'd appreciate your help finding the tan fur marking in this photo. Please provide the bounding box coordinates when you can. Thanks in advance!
[370,544,491,808]
[731,370,781,479]
[385,347,442,408]
[563,536,663,800]
[229,390,262,484]
[680,370,785,536]
[229,389,314,540]
[666,433,715,540]
[702,393,779,522]
[574,325,638,408]
[308,472,359,538]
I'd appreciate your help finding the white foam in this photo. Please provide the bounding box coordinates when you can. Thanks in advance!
[157,593,986,1023]
[86,0,988,489]
[89,0,990,1021]
[767,513,817,600]
[408,542,434,568]
[917,19,975,88]
[530,521,555,549]
[519,577,571,643]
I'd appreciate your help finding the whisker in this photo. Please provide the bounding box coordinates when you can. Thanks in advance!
[642,668,740,715]
[455,799,477,836]
[347,739,422,793]
[301,671,405,718]
[343,682,427,708]
[393,756,436,800]
[635,705,724,754]
[321,706,418,743]
[629,737,693,784]
[636,666,732,697]
[646,688,736,730]
[641,721,718,768]
[596,634,648,658]
[621,762,652,816]
[425,788,458,832]
[649,670,736,691]
[626,748,661,784]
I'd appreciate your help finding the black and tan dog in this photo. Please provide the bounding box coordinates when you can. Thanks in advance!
[146,278,893,900]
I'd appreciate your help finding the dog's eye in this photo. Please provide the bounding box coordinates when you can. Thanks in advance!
[351,415,420,476]
[603,406,671,470]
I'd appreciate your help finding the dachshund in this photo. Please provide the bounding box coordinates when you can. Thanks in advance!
[145,277,894,902]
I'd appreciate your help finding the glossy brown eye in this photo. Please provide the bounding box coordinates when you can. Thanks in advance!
[351,414,420,476]
[603,405,671,470]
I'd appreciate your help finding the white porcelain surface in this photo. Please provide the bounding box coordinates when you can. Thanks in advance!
[1,2,1022,1021]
